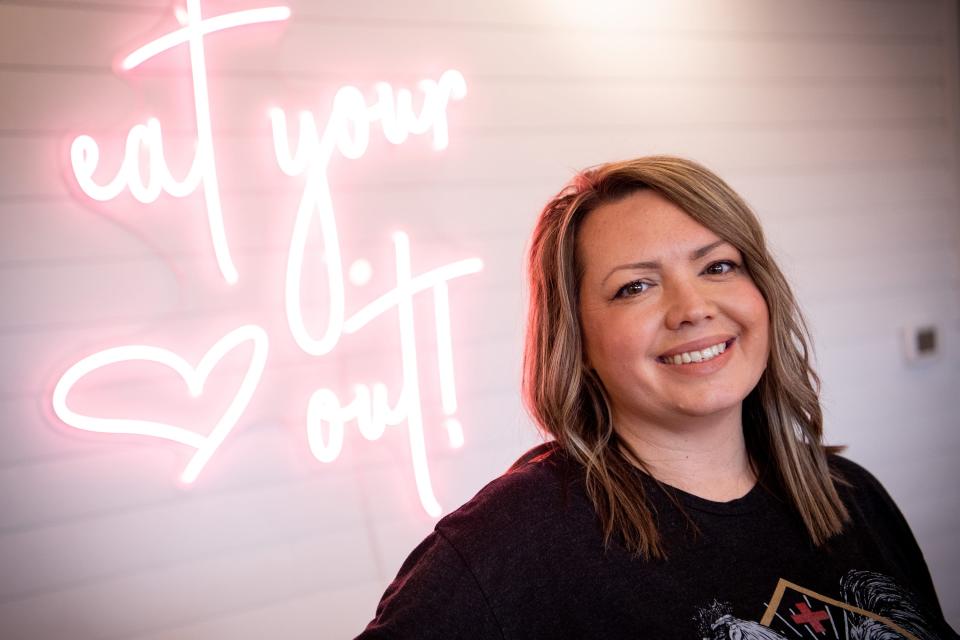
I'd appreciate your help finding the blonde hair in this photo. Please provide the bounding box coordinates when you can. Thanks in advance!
[522,155,848,558]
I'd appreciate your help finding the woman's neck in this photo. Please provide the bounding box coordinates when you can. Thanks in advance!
[614,406,756,502]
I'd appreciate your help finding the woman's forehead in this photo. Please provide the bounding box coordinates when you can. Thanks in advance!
[577,191,725,269]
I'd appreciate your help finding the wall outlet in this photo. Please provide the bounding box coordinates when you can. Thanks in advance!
[901,323,940,364]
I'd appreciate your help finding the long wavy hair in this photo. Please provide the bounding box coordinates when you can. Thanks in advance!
[522,156,848,559]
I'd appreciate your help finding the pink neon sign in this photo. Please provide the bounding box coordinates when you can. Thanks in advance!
[54,0,478,517]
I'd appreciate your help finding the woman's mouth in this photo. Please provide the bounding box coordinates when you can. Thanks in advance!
[657,338,736,365]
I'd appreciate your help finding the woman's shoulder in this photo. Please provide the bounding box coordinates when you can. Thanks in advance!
[826,452,897,506]
[434,441,591,550]
[824,452,953,631]
[825,452,917,542]
[826,452,874,486]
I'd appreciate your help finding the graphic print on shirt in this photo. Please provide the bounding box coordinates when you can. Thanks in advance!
[695,570,943,640]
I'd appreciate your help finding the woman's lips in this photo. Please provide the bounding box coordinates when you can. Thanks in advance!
[658,335,736,359]
[656,337,736,374]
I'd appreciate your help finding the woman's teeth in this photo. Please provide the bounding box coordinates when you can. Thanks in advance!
[659,341,727,365]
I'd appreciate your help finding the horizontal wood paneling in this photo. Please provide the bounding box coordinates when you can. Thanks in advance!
[6,0,945,39]
[0,472,368,600]
[0,0,957,636]
[1,70,949,135]
[0,527,380,640]
[129,580,388,640]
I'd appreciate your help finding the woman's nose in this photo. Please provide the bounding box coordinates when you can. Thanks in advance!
[663,279,717,330]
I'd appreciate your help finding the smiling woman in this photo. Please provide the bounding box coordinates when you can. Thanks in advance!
[356,157,958,639]
[576,190,772,504]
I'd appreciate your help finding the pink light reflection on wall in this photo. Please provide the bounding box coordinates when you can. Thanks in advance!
[52,325,270,485]
[54,0,480,517]
[71,0,291,285]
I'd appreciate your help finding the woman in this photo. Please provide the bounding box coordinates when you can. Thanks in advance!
[357,157,956,639]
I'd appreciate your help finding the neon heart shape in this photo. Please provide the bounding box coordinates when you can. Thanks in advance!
[52,324,269,484]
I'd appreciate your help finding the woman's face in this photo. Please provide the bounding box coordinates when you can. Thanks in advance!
[577,189,770,429]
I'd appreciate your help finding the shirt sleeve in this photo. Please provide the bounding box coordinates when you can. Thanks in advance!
[840,459,958,638]
[354,529,504,640]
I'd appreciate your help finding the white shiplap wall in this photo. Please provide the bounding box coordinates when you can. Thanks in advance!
[0,0,957,637]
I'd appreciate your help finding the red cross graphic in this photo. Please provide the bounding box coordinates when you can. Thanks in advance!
[791,602,829,634]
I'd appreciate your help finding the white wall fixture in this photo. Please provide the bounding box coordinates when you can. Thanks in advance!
[901,322,941,365]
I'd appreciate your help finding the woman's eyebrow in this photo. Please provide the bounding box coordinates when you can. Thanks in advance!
[600,240,728,285]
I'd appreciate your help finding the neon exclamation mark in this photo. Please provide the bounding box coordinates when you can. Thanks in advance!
[433,282,464,448]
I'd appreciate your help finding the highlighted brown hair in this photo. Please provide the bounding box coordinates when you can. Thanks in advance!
[522,156,848,558]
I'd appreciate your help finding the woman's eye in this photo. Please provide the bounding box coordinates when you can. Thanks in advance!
[705,260,739,275]
[614,281,649,299]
